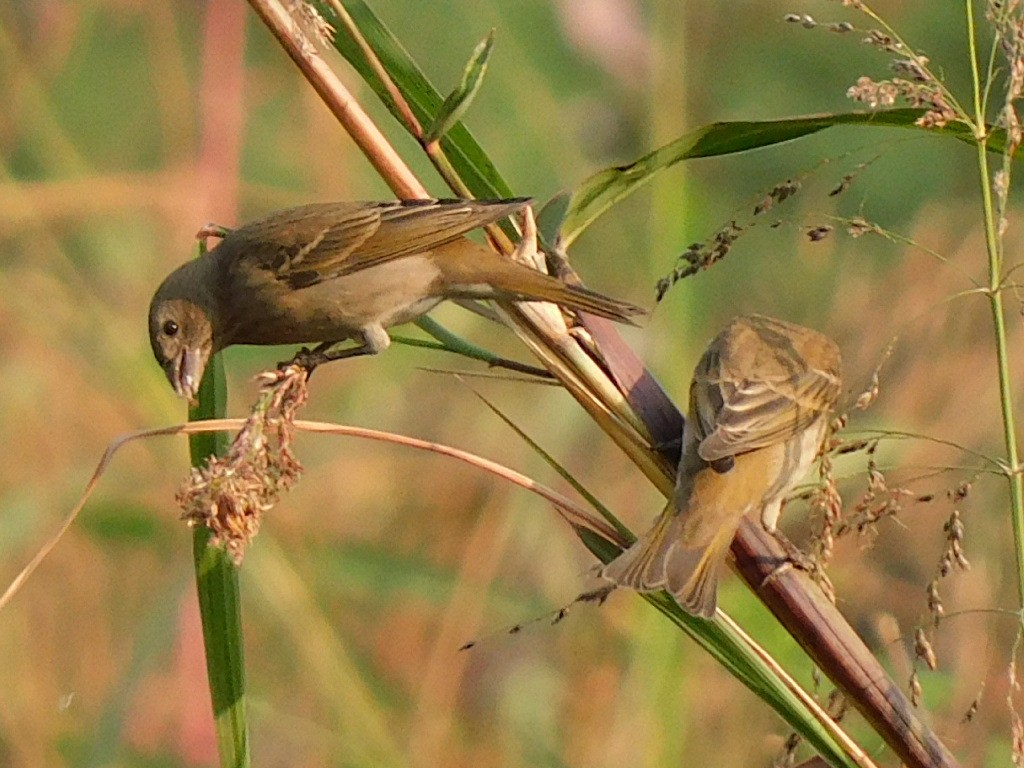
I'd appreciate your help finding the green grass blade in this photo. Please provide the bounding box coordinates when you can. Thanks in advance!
[469,386,633,540]
[423,30,494,145]
[322,0,513,198]
[409,316,543,373]
[637,591,856,768]
[562,108,1005,247]
[189,350,249,767]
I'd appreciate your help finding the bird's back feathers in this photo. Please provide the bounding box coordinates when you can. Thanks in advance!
[220,198,532,289]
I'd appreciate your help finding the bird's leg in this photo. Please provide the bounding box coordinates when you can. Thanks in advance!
[768,527,816,573]
[282,342,371,377]
[757,498,811,571]
[281,326,392,377]
[769,525,837,602]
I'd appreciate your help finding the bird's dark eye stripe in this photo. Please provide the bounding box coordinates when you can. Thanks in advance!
[162,320,179,336]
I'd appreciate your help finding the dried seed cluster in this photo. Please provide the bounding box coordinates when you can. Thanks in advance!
[785,5,961,127]
[655,220,744,301]
[924,482,972,622]
[809,438,843,577]
[753,180,801,216]
[845,216,878,238]
[846,73,957,128]
[910,670,923,707]
[177,365,308,564]
[844,24,959,127]
[805,224,833,242]
[783,13,855,33]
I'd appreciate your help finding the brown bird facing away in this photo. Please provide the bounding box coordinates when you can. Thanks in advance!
[149,198,644,399]
[601,314,842,618]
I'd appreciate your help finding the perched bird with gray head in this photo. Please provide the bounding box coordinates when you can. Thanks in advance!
[149,198,645,398]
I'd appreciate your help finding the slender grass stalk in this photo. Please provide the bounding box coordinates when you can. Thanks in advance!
[966,0,1024,609]
[977,160,1024,605]
[965,0,987,120]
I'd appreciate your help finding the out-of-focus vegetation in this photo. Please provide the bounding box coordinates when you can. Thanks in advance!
[1,1,1019,765]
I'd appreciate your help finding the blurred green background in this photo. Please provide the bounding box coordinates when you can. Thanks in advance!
[1,1,1020,765]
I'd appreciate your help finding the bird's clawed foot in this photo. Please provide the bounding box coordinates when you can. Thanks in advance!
[279,342,373,378]
[195,223,231,254]
[770,529,816,573]
[281,346,324,376]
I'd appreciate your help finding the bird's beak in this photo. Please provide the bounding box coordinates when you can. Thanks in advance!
[170,347,206,400]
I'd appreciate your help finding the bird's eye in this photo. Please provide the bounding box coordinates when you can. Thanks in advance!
[162,320,179,337]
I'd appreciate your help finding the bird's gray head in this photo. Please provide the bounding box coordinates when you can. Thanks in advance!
[148,262,217,400]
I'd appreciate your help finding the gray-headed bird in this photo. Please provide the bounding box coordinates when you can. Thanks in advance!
[149,198,644,398]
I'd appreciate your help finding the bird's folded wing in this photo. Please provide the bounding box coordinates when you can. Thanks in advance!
[237,199,529,288]
[695,365,840,462]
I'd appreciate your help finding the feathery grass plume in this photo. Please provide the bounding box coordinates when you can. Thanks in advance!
[178,365,308,563]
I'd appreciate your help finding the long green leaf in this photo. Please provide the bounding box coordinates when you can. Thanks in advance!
[561,108,1002,247]
[188,293,249,765]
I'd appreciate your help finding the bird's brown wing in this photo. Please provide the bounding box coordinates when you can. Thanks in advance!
[692,353,841,462]
[231,198,530,289]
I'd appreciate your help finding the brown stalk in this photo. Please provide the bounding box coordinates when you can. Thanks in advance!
[325,0,478,202]
[244,2,958,767]
[245,0,424,198]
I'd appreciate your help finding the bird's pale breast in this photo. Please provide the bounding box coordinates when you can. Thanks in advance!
[223,254,444,345]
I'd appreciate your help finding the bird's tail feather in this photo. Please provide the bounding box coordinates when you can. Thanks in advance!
[441,244,645,325]
[601,507,736,618]
[557,282,646,325]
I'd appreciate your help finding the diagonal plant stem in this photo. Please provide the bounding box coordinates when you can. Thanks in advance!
[326,0,478,200]
[324,2,653,443]
[246,0,423,197]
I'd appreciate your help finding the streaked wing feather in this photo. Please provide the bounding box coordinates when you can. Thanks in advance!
[319,203,495,275]
[235,200,529,288]
[697,366,839,461]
